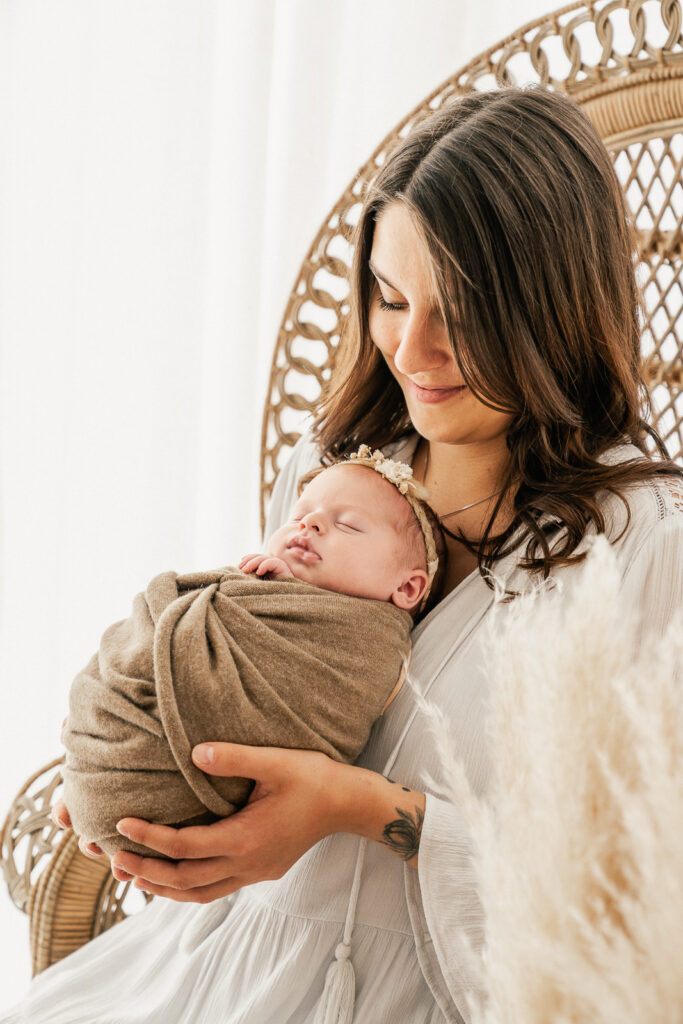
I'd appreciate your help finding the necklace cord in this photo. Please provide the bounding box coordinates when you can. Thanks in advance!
[422,446,504,519]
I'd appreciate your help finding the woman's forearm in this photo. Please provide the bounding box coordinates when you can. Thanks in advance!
[331,762,426,868]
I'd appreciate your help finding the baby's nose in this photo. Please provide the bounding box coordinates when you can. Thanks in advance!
[299,515,321,533]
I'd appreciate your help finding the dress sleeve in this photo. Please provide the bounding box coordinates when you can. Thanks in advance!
[405,799,484,1024]
[619,511,683,643]
[405,506,683,1024]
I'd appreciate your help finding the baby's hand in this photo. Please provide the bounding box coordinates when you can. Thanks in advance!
[238,553,293,579]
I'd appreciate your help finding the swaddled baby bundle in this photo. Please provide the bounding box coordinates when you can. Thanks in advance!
[62,568,412,857]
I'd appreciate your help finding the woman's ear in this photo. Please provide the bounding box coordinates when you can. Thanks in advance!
[390,569,429,610]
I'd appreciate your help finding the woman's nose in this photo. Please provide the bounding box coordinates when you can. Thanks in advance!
[392,313,451,377]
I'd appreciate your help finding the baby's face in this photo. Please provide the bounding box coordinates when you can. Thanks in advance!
[267,463,428,609]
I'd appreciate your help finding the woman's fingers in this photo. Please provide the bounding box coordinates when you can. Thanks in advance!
[54,796,103,859]
[111,864,134,883]
[58,716,101,860]
[132,875,241,904]
[191,740,293,781]
[109,747,339,901]
[114,815,241,861]
[111,851,232,891]
[78,836,105,860]
[57,716,103,858]
[52,799,72,831]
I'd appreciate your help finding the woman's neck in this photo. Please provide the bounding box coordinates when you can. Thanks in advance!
[411,436,514,595]
[416,435,510,520]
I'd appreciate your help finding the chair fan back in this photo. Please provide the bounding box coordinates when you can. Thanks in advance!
[261,0,683,529]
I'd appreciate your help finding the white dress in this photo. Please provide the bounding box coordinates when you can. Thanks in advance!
[2,434,682,1024]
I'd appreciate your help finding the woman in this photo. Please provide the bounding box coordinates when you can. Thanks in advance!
[6,87,682,1024]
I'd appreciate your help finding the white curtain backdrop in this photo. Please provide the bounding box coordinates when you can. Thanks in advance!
[0,0,551,998]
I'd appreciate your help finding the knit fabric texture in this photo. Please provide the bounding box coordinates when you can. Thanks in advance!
[62,568,412,857]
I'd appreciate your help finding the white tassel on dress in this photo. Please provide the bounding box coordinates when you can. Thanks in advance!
[313,941,355,1024]
[313,840,367,1024]
[313,659,448,1023]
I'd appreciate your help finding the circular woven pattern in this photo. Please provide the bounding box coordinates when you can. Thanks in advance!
[4,0,683,977]
[260,0,683,530]
[580,67,683,141]
[1,759,152,974]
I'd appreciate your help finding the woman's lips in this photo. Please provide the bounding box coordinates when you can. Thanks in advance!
[406,381,468,404]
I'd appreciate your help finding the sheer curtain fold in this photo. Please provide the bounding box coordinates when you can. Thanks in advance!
[0,0,550,1002]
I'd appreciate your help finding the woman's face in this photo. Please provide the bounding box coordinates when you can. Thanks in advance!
[368,201,513,446]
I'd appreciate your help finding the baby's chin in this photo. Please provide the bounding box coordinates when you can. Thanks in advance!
[274,551,345,594]
[276,548,322,580]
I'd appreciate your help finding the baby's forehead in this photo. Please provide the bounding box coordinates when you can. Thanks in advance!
[301,464,408,523]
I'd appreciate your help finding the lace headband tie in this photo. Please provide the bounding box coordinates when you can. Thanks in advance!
[346,444,438,613]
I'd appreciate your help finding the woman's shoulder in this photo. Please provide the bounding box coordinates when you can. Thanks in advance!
[563,445,682,591]
[507,445,683,594]
[596,455,683,636]
[636,471,683,523]
[599,444,683,540]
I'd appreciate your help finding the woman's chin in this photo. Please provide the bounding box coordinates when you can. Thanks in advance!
[408,408,475,445]
[406,400,512,447]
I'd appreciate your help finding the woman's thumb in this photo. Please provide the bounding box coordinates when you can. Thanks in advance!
[192,741,277,778]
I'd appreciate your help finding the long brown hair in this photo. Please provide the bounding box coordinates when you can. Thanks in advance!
[313,87,681,580]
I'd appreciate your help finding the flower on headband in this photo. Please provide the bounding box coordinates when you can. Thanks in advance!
[348,444,429,501]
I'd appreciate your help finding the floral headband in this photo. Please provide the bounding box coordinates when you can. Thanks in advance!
[346,444,439,613]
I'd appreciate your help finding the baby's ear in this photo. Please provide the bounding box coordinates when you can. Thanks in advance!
[391,569,429,611]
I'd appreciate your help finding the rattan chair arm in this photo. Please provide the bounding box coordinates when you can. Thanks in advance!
[1,757,150,975]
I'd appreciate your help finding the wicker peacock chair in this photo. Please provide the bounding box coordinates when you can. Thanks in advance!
[3,0,683,978]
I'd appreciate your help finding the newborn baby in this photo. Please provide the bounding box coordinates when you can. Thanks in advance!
[241,456,434,605]
[62,446,443,857]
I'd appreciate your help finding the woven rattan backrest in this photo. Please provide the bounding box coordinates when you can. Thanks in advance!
[5,1,683,975]
[261,0,683,529]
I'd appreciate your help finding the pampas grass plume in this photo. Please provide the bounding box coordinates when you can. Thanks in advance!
[423,535,683,1023]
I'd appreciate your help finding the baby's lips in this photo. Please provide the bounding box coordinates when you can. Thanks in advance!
[286,543,321,563]
[287,535,318,555]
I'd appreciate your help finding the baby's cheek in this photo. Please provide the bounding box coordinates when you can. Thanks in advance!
[265,528,286,558]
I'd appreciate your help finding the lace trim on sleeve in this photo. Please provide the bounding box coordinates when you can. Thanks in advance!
[650,476,683,520]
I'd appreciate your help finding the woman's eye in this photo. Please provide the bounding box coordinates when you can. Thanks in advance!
[377,294,406,312]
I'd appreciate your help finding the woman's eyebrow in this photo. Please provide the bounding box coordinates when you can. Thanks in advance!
[368,261,402,294]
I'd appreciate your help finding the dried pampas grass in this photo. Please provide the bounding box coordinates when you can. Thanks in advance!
[426,535,683,1024]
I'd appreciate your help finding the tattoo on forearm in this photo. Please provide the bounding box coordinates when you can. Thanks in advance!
[385,777,412,793]
[381,805,424,861]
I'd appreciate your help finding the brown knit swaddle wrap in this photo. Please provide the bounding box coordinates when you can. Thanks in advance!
[62,568,412,858]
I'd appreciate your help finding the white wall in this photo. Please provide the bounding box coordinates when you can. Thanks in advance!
[0,0,553,1004]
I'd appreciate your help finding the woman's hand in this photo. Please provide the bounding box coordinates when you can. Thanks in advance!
[53,718,105,860]
[52,799,105,859]
[110,743,348,903]
[108,742,426,904]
